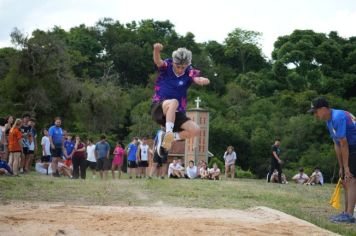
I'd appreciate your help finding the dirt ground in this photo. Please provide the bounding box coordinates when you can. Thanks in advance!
[0,202,338,236]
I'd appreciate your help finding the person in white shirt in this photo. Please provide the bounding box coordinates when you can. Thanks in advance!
[168,158,184,178]
[209,163,221,180]
[137,137,150,178]
[86,139,97,179]
[41,129,51,163]
[305,167,324,185]
[199,161,209,179]
[186,160,198,179]
[292,168,309,184]
[35,159,53,175]
[224,146,237,180]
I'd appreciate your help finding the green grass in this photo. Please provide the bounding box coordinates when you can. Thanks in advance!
[0,173,355,235]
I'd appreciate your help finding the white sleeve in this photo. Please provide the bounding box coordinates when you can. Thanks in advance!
[233,152,237,160]
[41,137,45,145]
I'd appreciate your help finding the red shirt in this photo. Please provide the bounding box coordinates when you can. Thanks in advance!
[73,143,86,158]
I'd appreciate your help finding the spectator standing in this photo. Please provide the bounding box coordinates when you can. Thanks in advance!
[95,135,110,180]
[48,117,64,177]
[127,137,139,179]
[137,137,150,178]
[112,142,124,179]
[25,133,35,172]
[63,134,75,168]
[3,116,14,162]
[8,119,23,176]
[149,128,168,179]
[41,129,51,164]
[72,135,86,179]
[267,139,283,183]
[19,113,31,173]
[224,146,237,180]
[86,139,97,179]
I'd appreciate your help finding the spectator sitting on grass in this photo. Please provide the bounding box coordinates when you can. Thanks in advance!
[269,169,288,184]
[208,163,220,180]
[196,160,204,178]
[0,159,13,176]
[58,158,73,179]
[35,159,52,175]
[185,160,198,179]
[305,167,324,185]
[177,158,185,177]
[199,161,209,179]
[292,168,309,184]
[168,158,183,178]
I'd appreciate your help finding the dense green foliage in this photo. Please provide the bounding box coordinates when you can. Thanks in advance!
[1,19,355,182]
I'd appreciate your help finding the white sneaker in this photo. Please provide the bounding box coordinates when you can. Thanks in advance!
[162,131,174,151]
[156,130,164,157]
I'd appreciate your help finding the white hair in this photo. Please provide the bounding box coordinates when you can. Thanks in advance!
[172,48,192,65]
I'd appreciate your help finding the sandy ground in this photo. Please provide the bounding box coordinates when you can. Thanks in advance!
[0,202,338,236]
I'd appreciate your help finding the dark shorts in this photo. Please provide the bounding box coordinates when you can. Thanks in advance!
[87,160,97,170]
[0,144,5,153]
[51,145,63,158]
[153,149,167,167]
[23,147,29,155]
[169,173,179,179]
[41,155,51,163]
[139,161,148,167]
[151,102,190,132]
[128,161,138,168]
[96,158,109,171]
[28,150,34,155]
[349,145,356,177]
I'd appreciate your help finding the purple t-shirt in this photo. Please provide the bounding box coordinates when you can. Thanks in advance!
[152,59,200,112]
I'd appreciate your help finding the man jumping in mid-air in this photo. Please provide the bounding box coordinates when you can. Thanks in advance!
[151,43,210,156]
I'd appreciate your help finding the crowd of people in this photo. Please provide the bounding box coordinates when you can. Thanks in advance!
[0,114,226,181]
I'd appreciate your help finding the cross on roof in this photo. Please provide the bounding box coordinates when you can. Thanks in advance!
[195,97,201,108]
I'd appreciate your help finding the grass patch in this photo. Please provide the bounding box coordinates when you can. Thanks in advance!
[0,173,355,235]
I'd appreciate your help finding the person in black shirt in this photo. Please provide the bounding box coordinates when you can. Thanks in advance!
[19,113,31,173]
[267,138,283,183]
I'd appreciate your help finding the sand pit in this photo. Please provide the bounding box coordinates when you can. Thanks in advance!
[0,202,338,236]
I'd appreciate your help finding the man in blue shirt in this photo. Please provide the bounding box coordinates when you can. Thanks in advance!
[151,43,210,156]
[95,135,110,180]
[126,137,138,179]
[309,97,356,223]
[48,117,63,177]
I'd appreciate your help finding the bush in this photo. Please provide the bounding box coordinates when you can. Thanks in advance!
[236,168,256,179]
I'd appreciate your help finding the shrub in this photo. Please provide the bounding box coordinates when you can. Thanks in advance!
[236,168,256,179]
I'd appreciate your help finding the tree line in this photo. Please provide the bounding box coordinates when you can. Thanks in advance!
[0,18,355,181]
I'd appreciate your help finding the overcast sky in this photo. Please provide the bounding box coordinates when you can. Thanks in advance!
[0,0,355,58]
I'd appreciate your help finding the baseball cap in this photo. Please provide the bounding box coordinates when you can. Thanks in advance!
[307,97,329,113]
